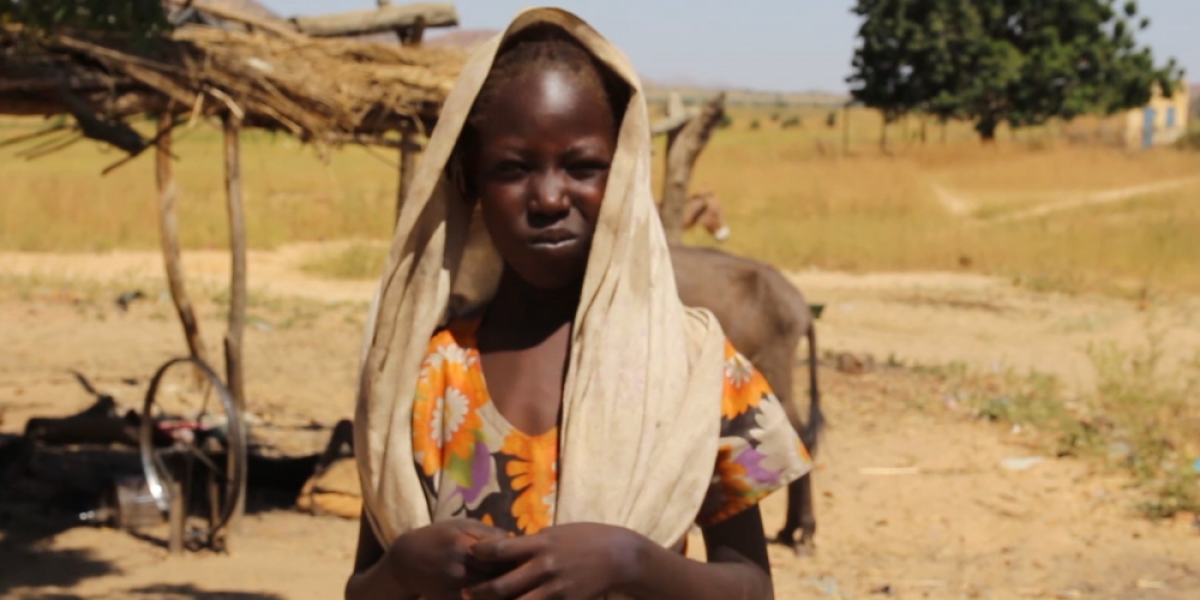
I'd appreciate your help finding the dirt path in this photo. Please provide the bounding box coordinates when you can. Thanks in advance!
[2,248,1199,599]
[3,245,1198,392]
[931,176,1200,224]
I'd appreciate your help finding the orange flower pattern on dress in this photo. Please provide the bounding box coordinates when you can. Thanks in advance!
[413,321,813,535]
[721,341,771,420]
[500,427,558,534]
[701,444,758,524]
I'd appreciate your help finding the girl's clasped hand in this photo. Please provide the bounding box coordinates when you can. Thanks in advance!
[390,520,644,600]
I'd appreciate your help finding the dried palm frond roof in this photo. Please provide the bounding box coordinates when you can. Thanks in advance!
[0,9,468,152]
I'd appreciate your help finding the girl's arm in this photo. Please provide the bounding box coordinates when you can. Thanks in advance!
[464,506,774,600]
[345,516,416,600]
[629,506,773,600]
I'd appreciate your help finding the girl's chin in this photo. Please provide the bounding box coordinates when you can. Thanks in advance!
[510,262,587,293]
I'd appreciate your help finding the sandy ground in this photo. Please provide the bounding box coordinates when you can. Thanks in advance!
[2,246,1199,600]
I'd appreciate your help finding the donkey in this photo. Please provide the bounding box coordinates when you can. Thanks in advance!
[670,245,823,553]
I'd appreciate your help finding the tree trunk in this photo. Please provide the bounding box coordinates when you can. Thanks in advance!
[155,111,209,382]
[221,114,248,549]
[660,93,726,245]
[977,118,998,142]
[842,105,851,155]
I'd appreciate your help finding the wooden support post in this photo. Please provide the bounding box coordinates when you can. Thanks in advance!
[660,93,725,245]
[221,114,248,548]
[168,481,184,555]
[156,111,210,379]
[386,7,425,227]
[395,133,420,227]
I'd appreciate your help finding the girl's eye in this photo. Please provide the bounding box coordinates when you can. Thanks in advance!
[567,161,609,179]
[492,161,528,178]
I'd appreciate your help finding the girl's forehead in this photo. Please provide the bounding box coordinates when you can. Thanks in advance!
[477,70,613,125]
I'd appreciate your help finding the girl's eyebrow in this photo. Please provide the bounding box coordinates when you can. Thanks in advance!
[564,137,613,154]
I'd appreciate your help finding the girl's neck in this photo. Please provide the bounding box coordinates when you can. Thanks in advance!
[479,266,580,348]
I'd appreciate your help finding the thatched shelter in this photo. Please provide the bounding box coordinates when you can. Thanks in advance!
[0,0,464,550]
[1,2,464,149]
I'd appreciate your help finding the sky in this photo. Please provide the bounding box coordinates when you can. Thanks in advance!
[260,0,1200,93]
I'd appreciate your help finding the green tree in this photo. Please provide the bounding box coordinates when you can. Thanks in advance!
[847,0,1182,141]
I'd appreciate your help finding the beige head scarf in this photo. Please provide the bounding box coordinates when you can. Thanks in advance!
[354,7,727,551]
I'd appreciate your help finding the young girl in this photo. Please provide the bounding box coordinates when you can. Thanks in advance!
[346,9,812,600]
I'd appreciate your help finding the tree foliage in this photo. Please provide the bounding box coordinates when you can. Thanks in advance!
[847,0,1183,140]
[0,0,169,38]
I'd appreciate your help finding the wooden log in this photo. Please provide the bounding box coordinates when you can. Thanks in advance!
[221,114,248,548]
[291,3,458,38]
[155,111,210,382]
[660,93,725,245]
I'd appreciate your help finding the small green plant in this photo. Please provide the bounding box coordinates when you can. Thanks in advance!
[781,115,802,129]
[946,330,1200,519]
[1175,128,1200,151]
[826,111,838,128]
[749,119,761,130]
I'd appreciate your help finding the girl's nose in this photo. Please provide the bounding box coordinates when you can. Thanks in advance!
[529,172,571,215]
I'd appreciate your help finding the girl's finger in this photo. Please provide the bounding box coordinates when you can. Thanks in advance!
[456,519,510,541]
[462,559,548,600]
[469,534,543,563]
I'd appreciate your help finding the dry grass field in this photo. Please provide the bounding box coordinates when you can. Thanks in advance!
[5,110,1199,298]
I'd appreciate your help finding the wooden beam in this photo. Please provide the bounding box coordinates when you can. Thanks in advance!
[166,0,303,40]
[155,111,210,382]
[660,93,725,245]
[290,3,457,38]
[221,113,248,549]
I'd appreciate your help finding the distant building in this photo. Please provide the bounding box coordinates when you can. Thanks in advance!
[1125,81,1190,149]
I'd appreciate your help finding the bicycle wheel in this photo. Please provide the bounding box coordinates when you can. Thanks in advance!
[138,357,246,547]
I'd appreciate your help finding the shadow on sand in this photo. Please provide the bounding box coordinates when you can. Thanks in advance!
[0,422,325,597]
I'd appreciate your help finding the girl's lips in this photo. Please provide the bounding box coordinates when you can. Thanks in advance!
[527,227,579,249]
[528,237,579,250]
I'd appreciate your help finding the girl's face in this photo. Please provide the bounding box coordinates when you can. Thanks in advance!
[468,68,617,291]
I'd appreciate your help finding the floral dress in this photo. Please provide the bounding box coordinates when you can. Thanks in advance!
[413,319,812,535]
